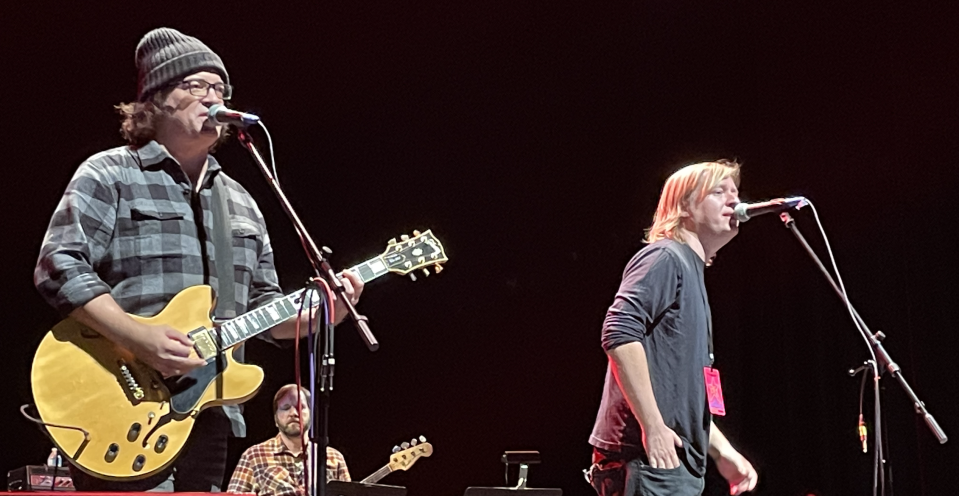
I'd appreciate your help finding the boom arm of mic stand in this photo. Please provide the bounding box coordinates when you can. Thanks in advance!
[779,212,946,444]
[236,129,379,352]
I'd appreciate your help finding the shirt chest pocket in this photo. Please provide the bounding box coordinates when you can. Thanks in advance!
[126,200,195,256]
[231,220,264,273]
[128,199,192,235]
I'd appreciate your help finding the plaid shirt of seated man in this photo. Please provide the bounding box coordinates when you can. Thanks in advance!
[228,385,350,496]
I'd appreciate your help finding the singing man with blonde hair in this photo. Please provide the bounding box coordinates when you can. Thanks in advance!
[587,160,758,496]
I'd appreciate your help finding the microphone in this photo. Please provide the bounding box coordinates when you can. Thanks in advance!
[207,104,260,127]
[733,196,807,222]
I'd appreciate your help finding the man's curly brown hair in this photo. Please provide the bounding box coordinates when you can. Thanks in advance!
[116,86,230,150]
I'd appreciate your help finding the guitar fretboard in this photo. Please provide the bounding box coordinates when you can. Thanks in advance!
[210,255,388,350]
[360,465,392,484]
[212,289,307,349]
[347,256,390,283]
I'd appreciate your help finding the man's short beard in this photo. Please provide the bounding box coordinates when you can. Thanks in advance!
[281,422,303,437]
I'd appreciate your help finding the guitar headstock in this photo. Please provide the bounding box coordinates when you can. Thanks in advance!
[381,229,448,280]
[387,438,434,472]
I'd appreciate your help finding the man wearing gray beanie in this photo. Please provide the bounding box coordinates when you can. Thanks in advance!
[34,27,364,491]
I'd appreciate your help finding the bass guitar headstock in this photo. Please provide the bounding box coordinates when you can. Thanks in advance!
[387,436,434,472]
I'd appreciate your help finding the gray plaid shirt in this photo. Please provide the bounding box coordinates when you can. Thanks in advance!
[34,140,286,436]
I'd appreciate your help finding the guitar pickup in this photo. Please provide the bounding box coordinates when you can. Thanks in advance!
[189,329,218,360]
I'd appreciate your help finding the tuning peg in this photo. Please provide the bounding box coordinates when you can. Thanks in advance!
[409,273,417,282]
[392,445,401,453]
[413,230,421,236]
[388,238,397,245]
[418,435,427,443]
[421,269,430,277]
[433,264,444,274]
[401,234,410,241]
[410,438,418,446]
[401,442,411,449]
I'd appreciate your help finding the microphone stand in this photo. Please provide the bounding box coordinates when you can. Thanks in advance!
[237,128,379,496]
[778,212,947,496]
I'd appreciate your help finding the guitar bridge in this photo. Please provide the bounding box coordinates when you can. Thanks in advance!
[118,361,144,400]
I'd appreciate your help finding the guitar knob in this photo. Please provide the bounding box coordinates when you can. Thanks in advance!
[388,238,397,245]
[413,230,421,236]
[401,234,410,241]
[401,442,411,449]
[132,454,146,472]
[419,435,427,443]
[421,269,430,277]
[127,422,142,442]
[155,435,169,453]
[392,445,401,453]
[433,264,444,274]
[410,438,418,446]
[409,273,417,282]
[105,443,120,463]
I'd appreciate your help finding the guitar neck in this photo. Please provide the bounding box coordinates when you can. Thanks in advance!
[342,254,391,283]
[360,464,393,484]
[215,254,390,349]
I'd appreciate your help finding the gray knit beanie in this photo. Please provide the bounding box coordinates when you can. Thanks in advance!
[136,27,229,101]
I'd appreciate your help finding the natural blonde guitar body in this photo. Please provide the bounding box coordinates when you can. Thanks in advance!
[31,285,264,480]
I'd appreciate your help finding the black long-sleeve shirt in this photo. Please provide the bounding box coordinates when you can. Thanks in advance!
[589,239,713,477]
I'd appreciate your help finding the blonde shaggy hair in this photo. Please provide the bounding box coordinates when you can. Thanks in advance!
[645,159,741,244]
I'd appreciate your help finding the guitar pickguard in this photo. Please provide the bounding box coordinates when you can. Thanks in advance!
[166,353,229,415]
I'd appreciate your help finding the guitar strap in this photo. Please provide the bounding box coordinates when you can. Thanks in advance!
[211,174,249,437]
[211,174,240,359]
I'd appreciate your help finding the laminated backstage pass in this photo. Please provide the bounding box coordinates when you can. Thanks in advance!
[703,367,726,416]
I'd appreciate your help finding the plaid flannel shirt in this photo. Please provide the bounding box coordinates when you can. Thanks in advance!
[227,435,350,496]
[35,140,284,318]
[34,140,286,436]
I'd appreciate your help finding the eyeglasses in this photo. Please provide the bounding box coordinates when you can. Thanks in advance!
[175,79,233,100]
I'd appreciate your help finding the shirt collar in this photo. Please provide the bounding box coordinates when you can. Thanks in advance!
[133,140,223,175]
[271,433,310,457]
[271,433,290,455]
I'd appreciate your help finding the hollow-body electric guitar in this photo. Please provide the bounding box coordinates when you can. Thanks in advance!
[31,230,446,481]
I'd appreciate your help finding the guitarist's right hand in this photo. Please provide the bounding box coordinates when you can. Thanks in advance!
[70,295,207,378]
[129,323,207,377]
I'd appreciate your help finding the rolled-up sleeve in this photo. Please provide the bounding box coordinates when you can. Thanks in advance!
[34,163,117,316]
[601,247,680,351]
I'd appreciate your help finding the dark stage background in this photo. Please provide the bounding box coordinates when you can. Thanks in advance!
[2,2,957,495]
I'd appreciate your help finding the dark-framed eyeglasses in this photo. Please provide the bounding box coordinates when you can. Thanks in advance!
[175,79,233,100]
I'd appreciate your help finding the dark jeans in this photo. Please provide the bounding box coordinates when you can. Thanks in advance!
[70,407,231,492]
[588,447,705,496]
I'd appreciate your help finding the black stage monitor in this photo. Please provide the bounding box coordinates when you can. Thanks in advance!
[464,488,562,496]
[327,480,407,496]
